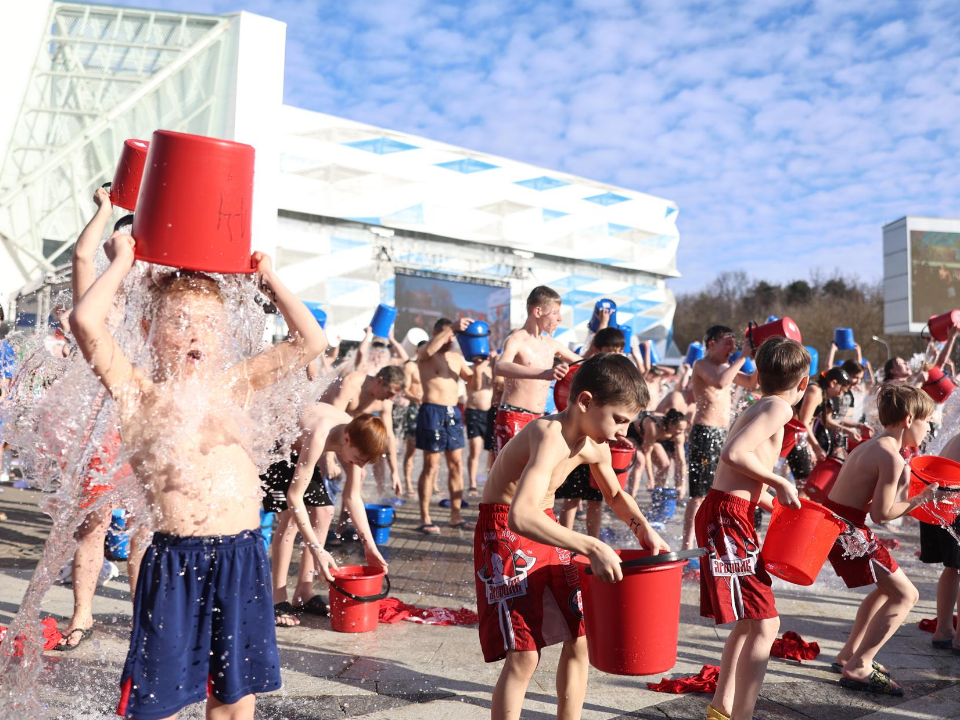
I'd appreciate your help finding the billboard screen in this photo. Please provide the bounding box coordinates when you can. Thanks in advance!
[910,230,960,324]
[395,271,511,350]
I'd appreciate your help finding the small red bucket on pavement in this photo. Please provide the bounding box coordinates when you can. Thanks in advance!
[553,360,583,412]
[132,130,256,273]
[928,311,960,342]
[922,367,957,404]
[803,457,842,504]
[762,499,844,585]
[747,317,802,349]
[574,549,703,675]
[109,139,150,211]
[327,565,391,633]
[908,456,960,525]
[589,440,636,490]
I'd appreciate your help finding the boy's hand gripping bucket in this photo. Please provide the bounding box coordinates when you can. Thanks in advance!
[457,321,491,361]
[574,548,705,675]
[762,498,844,585]
[553,359,584,412]
[327,565,391,633]
[747,317,802,349]
[922,366,957,404]
[132,130,256,273]
[833,328,856,351]
[588,299,617,333]
[927,311,960,342]
[908,456,960,525]
[370,304,397,338]
[108,139,150,211]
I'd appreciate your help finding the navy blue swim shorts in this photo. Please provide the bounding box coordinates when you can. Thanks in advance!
[415,402,465,453]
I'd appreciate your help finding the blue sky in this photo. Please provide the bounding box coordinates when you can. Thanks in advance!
[113,0,960,294]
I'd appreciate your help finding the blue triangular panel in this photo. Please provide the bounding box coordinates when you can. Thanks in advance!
[665,206,677,218]
[435,158,498,173]
[542,208,569,222]
[345,216,382,225]
[585,192,629,206]
[515,176,570,191]
[386,204,425,224]
[607,223,633,235]
[573,307,594,326]
[345,137,418,154]
[329,236,368,253]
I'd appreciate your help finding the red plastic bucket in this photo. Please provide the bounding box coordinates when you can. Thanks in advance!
[553,360,584,412]
[327,565,390,633]
[922,367,957,404]
[762,499,843,585]
[574,549,701,675]
[109,139,150,211]
[779,417,807,458]
[908,456,960,524]
[929,311,960,342]
[803,457,842,504]
[132,130,256,273]
[847,427,873,452]
[589,439,636,490]
[747,317,802,349]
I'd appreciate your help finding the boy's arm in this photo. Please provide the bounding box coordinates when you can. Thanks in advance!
[403,364,422,402]
[695,354,748,389]
[73,187,113,304]
[324,372,362,411]
[342,461,389,570]
[381,399,402,494]
[471,357,490,390]
[507,427,623,581]
[631,342,648,374]
[934,325,959,370]
[826,342,837,369]
[419,318,471,360]
[458,354,475,382]
[871,456,940,523]
[354,326,373,371]
[854,342,863,364]
[69,233,143,400]
[720,401,801,508]
[232,252,327,392]
[387,328,409,363]
[733,369,760,390]
[552,338,581,365]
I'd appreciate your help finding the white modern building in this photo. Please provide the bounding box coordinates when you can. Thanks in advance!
[0,1,682,353]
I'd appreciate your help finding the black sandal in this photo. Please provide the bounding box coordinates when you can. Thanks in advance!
[830,660,889,676]
[274,602,300,627]
[293,595,329,617]
[839,668,904,696]
[54,627,93,651]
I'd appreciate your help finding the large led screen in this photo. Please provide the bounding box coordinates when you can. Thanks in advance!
[910,230,960,324]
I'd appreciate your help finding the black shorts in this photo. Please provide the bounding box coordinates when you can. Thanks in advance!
[483,406,496,452]
[260,454,332,513]
[392,402,407,439]
[688,424,727,498]
[554,465,602,502]
[660,439,676,456]
[465,408,490,440]
[919,520,960,569]
[785,443,814,483]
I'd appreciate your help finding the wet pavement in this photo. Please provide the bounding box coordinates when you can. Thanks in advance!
[1,475,959,719]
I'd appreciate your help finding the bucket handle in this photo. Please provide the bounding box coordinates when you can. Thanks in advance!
[329,573,391,603]
[101,182,112,190]
[909,467,960,492]
[584,547,705,574]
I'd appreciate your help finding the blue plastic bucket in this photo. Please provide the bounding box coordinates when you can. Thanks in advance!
[457,320,491,360]
[370,304,397,338]
[643,341,662,366]
[685,342,704,366]
[588,299,617,332]
[260,510,275,551]
[833,327,855,351]
[304,302,326,329]
[651,487,679,520]
[105,509,130,561]
[730,350,755,374]
[365,504,394,545]
[618,324,632,353]
[805,346,819,376]
[766,315,780,323]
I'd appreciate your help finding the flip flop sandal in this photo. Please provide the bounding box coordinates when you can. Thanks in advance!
[274,602,300,627]
[415,524,441,535]
[448,520,474,530]
[54,627,93,651]
[293,595,329,617]
[830,660,890,676]
[838,668,904,696]
[931,638,954,650]
[706,704,730,720]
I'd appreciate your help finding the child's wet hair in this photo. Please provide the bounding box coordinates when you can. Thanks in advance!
[434,317,453,334]
[841,360,864,377]
[154,270,223,302]
[569,353,649,410]
[703,325,734,348]
[664,408,686,427]
[817,367,851,389]
[591,327,625,352]
[755,337,810,394]
[347,414,389,463]
[376,365,404,386]
[877,383,935,426]
[526,285,561,312]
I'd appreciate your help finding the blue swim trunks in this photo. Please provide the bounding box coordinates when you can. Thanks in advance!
[117,530,281,719]
[415,402,465,453]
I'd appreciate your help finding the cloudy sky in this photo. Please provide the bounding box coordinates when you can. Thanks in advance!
[114,0,960,294]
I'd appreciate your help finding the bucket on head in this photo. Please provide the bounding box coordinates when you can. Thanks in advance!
[650,487,679,520]
[457,320,491,361]
[304,302,326,329]
[805,346,819,376]
[132,130,256,273]
[928,311,960,342]
[370,304,397,338]
[588,299,617,333]
[553,360,584,411]
[364,504,395,545]
[402,327,429,356]
[908,456,960,524]
[923,367,957,404]
[574,548,704,675]
[685,342,704,366]
[589,440,636,490]
[833,328,856,351]
[730,350,755,374]
[803,457,842,504]
[105,509,130,561]
[327,565,390,633]
[762,498,844,585]
[747,317,802,349]
[109,139,150,211]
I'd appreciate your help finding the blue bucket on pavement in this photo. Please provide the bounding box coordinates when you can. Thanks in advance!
[105,509,130,561]
[304,302,326,329]
[588,299,617,332]
[805,346,819,376]
[731,351,755,374]
[834,327,856,351]
[650,487,679,520]
[370,304,397,338]
[365,504,394,545]
[260,510,275,551]
[457,321,491,361]
[685,342,704,366]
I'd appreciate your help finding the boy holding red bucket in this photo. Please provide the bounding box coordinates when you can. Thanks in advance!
[824,385,944,695]
[70,235,327,720]
[694,337,807,720]
[475,353,669,719]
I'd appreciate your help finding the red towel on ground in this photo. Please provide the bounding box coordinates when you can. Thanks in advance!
[0,617,63,656]
[771,630,820,662]
[378,597,479,626]
[919,616,958,633]
[647,664,720,693]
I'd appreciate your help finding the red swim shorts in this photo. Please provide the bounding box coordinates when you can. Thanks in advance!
[696,489,777,625]
[824,498,899,588]
[492,408,541,457]
[78,430,123,511]
[474,503,584,663]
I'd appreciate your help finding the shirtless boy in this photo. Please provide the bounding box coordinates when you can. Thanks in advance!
[824,385,942,696]
[466,355,494,496]
[476,353,669,720]
[695,338,806,720]
[493,286,580,456]
[682,325,757,555]
[71,234,326,720]
[415,318,475,533]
